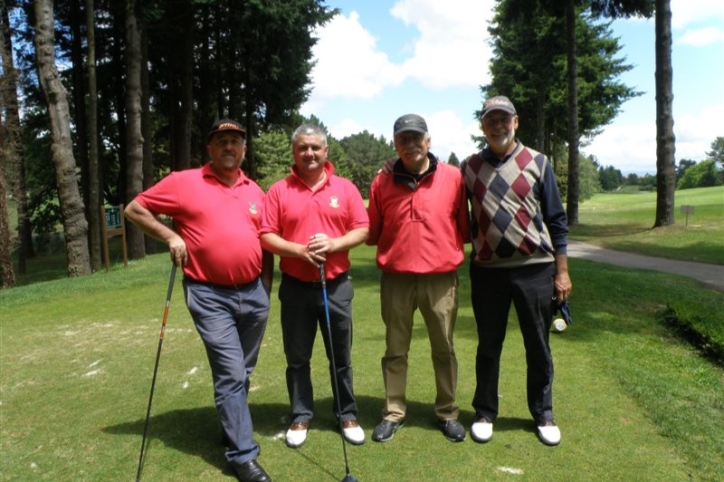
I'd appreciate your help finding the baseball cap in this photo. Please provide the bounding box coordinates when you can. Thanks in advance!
[480,96,517,119]
[393,114,428,136]
[207,118,246,142]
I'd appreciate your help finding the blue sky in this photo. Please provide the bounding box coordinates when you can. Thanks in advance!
[301,0,724,175]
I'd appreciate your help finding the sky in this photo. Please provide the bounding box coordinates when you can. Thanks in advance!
[300,0,724,175]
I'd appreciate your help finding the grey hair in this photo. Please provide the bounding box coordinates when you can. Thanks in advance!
[291,124,328,146]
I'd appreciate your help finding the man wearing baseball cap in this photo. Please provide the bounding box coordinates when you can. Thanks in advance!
[461,96,572,447]
[126,118,274,482]
[367,114,470,443]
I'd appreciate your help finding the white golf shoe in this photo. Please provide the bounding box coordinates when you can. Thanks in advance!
[342,420,365,445]
[470,417,493,443]
[285,422,309,448]
[537,420,561,446]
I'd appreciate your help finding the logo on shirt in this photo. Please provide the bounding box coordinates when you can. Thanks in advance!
[249,202,258,215]
[329,196,340,209]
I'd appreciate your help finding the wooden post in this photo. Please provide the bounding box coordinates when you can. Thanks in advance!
[101,204,128,272]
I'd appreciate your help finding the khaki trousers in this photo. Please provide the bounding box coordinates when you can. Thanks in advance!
[380,271,460,422]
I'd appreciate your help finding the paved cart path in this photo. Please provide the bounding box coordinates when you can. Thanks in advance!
[568,240,724,292]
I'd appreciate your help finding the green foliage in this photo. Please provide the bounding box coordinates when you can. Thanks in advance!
[255,130,292,191]
[483,1,640,154]
[579,155,602,201]
[338,131,396,198]
[639,173,657,191]
[676,159,696,182]
[598,164,623,191]
[447,152,460,166]
[706,136,724,181]
[589,0,655,19]
[677,160,723,190]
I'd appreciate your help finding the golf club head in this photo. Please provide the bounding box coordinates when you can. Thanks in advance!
[341,475,359,482]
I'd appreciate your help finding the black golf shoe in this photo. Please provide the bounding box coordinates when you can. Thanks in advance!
[438,419,466,442]
[233,459,271,482]
[371,419,404,442]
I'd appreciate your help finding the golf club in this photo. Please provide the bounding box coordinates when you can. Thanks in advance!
[319,264,359,482]
[135,262,177,482]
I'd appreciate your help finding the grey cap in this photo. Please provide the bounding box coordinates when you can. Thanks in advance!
[393,114,428,136]
[480,96,517,118]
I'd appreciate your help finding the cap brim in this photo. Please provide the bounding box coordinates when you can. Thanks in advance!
[394,127,427,135]
[481,107,516,118]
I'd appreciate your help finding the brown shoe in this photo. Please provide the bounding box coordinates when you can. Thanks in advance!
[285,422,309,448]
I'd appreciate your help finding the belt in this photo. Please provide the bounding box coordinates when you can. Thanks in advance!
[184,277,256,291]
[282,272,348,289]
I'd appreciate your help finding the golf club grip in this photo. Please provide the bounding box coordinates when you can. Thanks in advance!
[159,263,177,340]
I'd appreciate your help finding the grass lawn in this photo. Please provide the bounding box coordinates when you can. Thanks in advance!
[1,247,722,481]
[571,186,724,264]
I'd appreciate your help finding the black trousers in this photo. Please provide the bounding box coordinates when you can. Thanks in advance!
[469,262,556,424]
[279,273,358,424]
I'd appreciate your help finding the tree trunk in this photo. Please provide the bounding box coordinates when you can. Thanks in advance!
[0,143,14,287]
[141,24,155,254]
[33,0,91,277]
[565,0,580,225]
[178,1,194,170]
[84,0,102,271]
[654,0,676,227]
[534,85,546,152]
[1,3,32,277]
[124,0,145,260]
[0,3,17,286]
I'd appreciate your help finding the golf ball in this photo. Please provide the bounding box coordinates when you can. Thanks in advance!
[552,318,567,332]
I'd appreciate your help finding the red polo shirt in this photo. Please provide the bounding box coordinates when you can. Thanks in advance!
[261,162,369,282]
[367,159,470,274]
[134,163,265,285]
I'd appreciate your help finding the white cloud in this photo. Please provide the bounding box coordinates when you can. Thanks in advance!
[391,0,496,89]
[425,110,480,160]
[329,118,379,140]
[307,12,404,102]
[673,102,724,160]
[676,27,724,46]
[586,121,657,174]
[671,0,724,30]
[585,102,724,174]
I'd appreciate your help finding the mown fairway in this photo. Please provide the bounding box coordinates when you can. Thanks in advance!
[2,186,723,481]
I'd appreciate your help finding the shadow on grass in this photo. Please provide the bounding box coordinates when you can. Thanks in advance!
[103,395,470,475]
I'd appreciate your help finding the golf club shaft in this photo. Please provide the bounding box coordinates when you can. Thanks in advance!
[136,263,177,482]
[319,264,354,478]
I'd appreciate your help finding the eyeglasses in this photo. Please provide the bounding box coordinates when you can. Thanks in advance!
[482,115,514,127]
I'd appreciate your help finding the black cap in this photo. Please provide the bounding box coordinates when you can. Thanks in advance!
[208,119,246,142]
[393,114,428,136]
[480,96,517,119]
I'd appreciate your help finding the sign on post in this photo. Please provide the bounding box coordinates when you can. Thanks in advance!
[680,205,695,226]
[101,204,128,272]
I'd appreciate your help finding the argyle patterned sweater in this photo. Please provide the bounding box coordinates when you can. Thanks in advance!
[462,141,568,268]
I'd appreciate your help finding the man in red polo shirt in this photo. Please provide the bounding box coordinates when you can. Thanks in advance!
[125,119,273,482]
[367,114,470,443]
[260,123,369,449]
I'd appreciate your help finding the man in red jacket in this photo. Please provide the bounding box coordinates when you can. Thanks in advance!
[367,114,470,443]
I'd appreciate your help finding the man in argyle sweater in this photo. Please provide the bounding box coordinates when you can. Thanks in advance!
[461,96,573,447]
